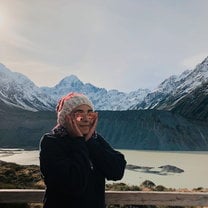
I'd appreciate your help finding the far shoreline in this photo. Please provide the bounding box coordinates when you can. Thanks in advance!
[1,147,208,153]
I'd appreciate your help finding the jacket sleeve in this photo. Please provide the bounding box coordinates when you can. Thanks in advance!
[39,134,92,196]
[86,134,126,181]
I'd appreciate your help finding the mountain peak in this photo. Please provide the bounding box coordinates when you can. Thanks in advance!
[201,56,208,64]
[63,74,80,82]
[194,56,208,73]
[56,75,83,87]
[58,74,82,86]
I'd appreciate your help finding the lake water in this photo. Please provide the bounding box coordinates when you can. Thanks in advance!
[0,148,208,189]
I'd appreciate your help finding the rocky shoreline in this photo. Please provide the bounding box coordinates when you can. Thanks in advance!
[0,160,208,208]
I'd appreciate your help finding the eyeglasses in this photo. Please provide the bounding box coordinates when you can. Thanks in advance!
[73,112,97,122]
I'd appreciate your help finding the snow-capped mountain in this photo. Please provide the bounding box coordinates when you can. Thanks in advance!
[0,64,149,111]
[0,63,55,111]
[171,80,208,120]
[1,56,208,114]
[41,75,150,110]
[131,56,208,111]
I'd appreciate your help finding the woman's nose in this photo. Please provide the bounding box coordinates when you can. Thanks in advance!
[80,113,90,121]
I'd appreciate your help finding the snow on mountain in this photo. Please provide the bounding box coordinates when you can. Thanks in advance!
[0,63,55,111]
[173,57,208,94]
[41,75,101,102]
[131,56,208,110]
[0,63,149,111]
[41,74,150,110]
[1,55,207,112]
[171,80,208,121]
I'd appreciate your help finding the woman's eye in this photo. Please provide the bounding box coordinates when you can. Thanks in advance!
[76,116,83,121]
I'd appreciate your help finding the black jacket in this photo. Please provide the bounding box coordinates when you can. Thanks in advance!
[39,133,126,208]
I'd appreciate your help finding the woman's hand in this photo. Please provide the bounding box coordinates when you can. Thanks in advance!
[85,112,98,141]
[65,114,83,138]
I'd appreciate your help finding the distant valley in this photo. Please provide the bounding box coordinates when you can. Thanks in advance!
[0,57,208,150]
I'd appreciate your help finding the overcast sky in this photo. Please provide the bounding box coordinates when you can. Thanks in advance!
[1,0,208,92]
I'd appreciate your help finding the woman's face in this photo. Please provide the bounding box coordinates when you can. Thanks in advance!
[71,104,96,136]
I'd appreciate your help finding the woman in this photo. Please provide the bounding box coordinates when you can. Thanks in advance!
[39,92,126,208]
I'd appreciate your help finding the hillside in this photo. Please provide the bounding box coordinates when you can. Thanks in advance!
[131,56,208,122]
[0,100,56,148]
[171,81,208,121]
[0,102,208,150]
[0,160,43,189]
[97,110,208,150]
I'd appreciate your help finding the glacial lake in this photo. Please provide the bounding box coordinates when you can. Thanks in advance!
[0,149,207,189]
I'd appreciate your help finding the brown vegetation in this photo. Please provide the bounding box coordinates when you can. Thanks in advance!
[0,160,207,208]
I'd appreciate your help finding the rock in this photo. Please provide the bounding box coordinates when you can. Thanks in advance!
[154,185,168,191]
[159,165,184,173]
[126,164,153,171]
[140,180,156,188]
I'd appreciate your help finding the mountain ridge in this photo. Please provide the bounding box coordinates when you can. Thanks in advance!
[0,57,208,114]
[131,56,208,121]
[0,64,150,111]
[0,64,55,111]
[0,56,208,121]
